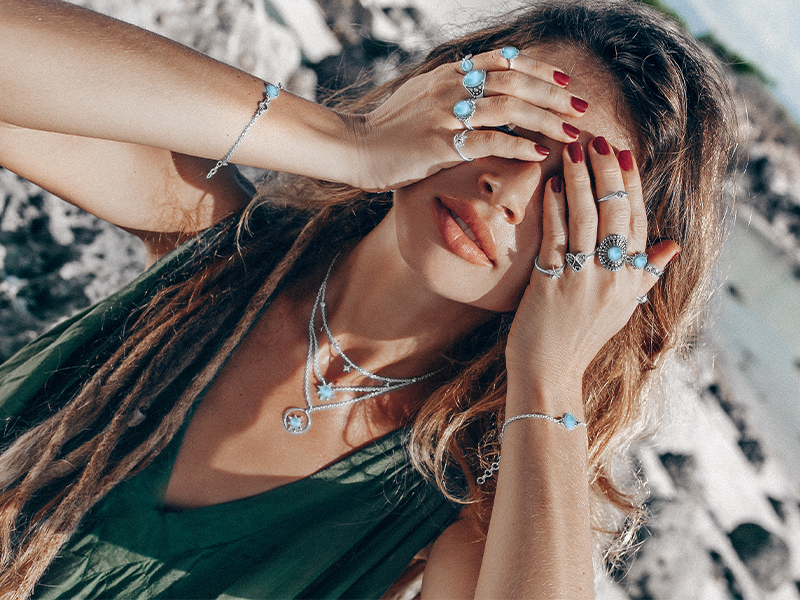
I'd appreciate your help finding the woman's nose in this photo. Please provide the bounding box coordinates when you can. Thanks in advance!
[476,160,540,225]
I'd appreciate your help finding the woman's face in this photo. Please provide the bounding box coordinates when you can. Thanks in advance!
[392,46,637,312]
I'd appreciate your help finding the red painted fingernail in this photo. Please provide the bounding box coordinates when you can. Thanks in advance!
[535,144,550,156]
[553,70,570,86]
[567,141,583,164]
[618,150,634,172]
[551,175,563,193]
[592,136,610,155]
[562,123,580,138]
[570,96,588,113]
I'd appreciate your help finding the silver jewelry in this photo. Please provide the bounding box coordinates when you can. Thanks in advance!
[459,54,474,74]
[565,250,595,273]
[462,69,487,99]
[597,190,629,203]
[500,46,519,70]
[534,255,565,280]
[207,82,282,179]
[453,130,473,162]
[597,234,628,272]
[453,99,476,130]
[283,256,438,434]
[636,294,649,304]
[477,411,586,484]
[626,252,648,270]
[644,261,664,278]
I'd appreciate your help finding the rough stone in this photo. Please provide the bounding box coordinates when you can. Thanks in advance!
[728,522,791,592]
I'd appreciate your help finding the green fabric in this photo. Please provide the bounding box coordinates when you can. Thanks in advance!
[0,226,460,600]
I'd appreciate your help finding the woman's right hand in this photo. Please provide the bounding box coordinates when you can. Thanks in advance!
[348,48,589,191]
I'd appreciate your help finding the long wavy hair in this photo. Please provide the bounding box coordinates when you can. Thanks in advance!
[0,0,736,596]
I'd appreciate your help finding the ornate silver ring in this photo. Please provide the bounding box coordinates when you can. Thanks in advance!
[565,250,595,273]
[644,261,664,278]
[597,234,628,272]
[453,99,476,130]
[534,255,566,280]
[626,252,648,270]
[453,130,473,162]
[462,69,487,99]
[635,294,649,304]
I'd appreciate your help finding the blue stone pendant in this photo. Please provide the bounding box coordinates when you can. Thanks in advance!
[316,383,335,401]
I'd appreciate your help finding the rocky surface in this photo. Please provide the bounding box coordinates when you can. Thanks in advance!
[2,1,800,599]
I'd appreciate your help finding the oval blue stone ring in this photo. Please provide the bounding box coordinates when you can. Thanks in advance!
[500,46,520,69]
[453,99,477,130]
[462,69,487,99]
[597,234,628,272]
[459,54,474,74]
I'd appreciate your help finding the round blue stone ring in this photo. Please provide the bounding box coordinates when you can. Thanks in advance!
[597,234,628,272]
[627,252,649,270]
[462,69,487,99]
[453,99,477,130]
[500,46,519,69]
[459,54,474,74]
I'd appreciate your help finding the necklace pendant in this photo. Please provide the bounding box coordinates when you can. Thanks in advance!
[316,383,336,401]
[283,407,311,434]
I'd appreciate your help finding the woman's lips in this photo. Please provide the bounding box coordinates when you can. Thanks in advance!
[432,198,494,266]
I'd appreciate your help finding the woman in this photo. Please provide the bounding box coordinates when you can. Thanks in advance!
[0,0,735,598]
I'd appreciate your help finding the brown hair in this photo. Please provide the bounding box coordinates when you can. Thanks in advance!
[0,0,736,595]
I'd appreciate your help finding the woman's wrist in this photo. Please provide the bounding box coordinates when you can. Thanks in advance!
[505,369,585,420]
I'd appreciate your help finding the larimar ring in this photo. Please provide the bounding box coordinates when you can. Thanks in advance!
[565,250,595,273]
[597,234,628,272]
[453,99,476,130]
[459,54,474,74]
[500,46,519,70]
[598,190,629,203]
[463,69,487,99]
[534,255,566,280]
[626,252,648,270]
[644,261,664,278]
[636,294,649,304]
[453,130,473,162]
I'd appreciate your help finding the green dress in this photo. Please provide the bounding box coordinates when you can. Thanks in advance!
[0,224,461,599]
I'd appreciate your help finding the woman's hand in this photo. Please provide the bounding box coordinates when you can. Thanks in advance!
[505,136,679,409]
[349,49,589,191]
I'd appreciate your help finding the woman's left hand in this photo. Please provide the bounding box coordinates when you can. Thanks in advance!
[505,137,679,408]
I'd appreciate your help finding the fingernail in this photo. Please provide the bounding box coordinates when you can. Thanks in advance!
[562,123,580,138]
[535,144,550,156]
[551,175,563,193]
[567,141,583,164]
[618,150,633,172]
[553,71,570,86]
[570,97,588,113]
[592,136,610,155]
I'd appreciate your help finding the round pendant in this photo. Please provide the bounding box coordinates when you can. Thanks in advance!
[283,407,311,434]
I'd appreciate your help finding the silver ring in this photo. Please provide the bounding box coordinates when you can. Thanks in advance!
[597,234,628,272]
[636,294,649,304]
[626,252,648,270]
[644,261,664,278]
[462,69,487,99]
[565,250,595,273]
[459,54,474,74]
[500,46,519,70]
[453,99,476,130]
[453,130,473,162]
[597,190,629,203]
[534,255,565,280]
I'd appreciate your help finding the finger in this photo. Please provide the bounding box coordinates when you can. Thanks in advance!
[539,175,568,272]
[590,136,631,244]
[618,150,647,251]
[481,69,588,119]
[635,240,681,299]
[451,128,551,162]
[467,49,573,91]
[561,140,598,254]
[467,95,581,144]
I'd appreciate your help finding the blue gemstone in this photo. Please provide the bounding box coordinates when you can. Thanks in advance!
[288,415,302,430]
[633,254,648,269]
[500,46,519,60]
[463,69,485,87]
[562,413,577,430]
[461,57,474,72]
[453,99,475,119]
[608,246,622,262]
[317,384,335,400]
[265,83,281,98]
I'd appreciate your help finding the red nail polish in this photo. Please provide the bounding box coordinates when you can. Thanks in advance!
[567,141,583,164]
[553,71,570,86]
[562,123,580,138]
[550,175,563,193]
[617,150,633,171]
[592,136,610,155]
[535,144,550,156]
[570,97,588,113]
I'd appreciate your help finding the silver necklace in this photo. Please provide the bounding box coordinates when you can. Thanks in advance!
[282,257,438,434]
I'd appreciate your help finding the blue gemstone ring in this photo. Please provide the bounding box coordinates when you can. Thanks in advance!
[459,54,474,74]
[500,46,519,69]
[626,252,649,270]
[597,234,628,272]
[462,69,487,99]
[453,98,477,130]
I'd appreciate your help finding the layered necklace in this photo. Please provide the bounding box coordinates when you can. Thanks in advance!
[282,257,439,434]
